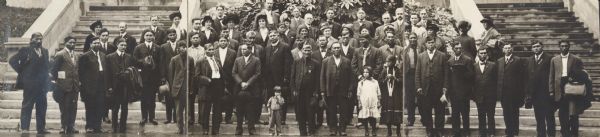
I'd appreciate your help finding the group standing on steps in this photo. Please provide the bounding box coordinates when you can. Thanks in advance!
[8,0,594,137]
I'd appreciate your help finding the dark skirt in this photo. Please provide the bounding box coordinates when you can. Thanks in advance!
[380,82,403,125]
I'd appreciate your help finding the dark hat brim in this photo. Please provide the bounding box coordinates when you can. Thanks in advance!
[169,12,182,21]
[89,20,103,31]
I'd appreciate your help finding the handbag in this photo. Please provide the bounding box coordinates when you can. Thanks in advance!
[564,82,585,95]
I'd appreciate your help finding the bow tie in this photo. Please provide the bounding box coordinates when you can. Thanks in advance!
[480,62,486,65]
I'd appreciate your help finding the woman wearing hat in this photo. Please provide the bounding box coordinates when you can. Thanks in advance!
[84,20,103,52]
[200,15,219,45]
[169,11,187,42]
[480,16,501,61]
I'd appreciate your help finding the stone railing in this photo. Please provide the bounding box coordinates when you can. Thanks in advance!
[564,0,600,43]
[20,0,83,56]
[449,0,485,39]
[474,0,562,3]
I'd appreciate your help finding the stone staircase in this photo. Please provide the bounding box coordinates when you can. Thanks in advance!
[0,91,600,136]
[0,5,178,91]
[1,2,600,136]
[478,2,600,100]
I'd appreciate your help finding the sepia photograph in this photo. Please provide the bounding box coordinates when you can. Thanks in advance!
[0,0,599,136]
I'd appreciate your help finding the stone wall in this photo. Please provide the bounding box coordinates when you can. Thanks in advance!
[6,0,52,8]
[568,0,600,43]
[21,0,82,56]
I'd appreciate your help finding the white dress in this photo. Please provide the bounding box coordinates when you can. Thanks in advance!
[357,79,381,119]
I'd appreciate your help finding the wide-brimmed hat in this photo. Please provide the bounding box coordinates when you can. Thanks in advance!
[169,11,182,21]
[89,20,103,31]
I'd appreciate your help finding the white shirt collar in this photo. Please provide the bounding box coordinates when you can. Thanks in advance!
[561,53,570,58]
[116,50,123,56]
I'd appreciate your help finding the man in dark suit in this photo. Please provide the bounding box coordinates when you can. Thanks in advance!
[216,37,237,124]
[114,22,138,54]
[497,44,527,137]
[236,31,265,125]
[260,0,280,26]
[320,42,353,136]
[447,43,474,137]
[134,29,162,126]
[291,44,321,136]
[159,29,179,124]
[473,48,497,137]
[278,21,296,45]
[263,31,293,124]
[352,9,374,38]
[311,36,330,127]
[237,31,265,61]
[549,40,585,137]
[98,28,116,123]
[105,38,136,133]
[219,30,240,50]
[526,41,556,137]
[297,13,319,40]
[415,37,449,136]
[98,28,117,54]
[321,9,342,38]
[51,36,80,134]
[352,35,382,81]
[78,37,108,133]
[402,32,419,126]
[232,44,262,135]
[168,42,194,134]
[148,16,167,45]
[196,44,226,135]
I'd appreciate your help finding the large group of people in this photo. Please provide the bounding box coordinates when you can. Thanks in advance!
[8,1,594,137]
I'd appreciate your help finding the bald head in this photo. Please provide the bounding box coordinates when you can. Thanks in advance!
[118,22,128,33]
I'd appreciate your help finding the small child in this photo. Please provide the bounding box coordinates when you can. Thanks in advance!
[267,88,285,136]
[357,67,381,136]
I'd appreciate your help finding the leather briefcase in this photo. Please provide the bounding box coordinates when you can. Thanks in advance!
[564,82,585,95]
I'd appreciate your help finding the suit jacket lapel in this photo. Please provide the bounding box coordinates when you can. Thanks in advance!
[567,55,574,73]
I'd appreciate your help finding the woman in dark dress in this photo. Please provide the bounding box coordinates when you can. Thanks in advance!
[379,56,403,136]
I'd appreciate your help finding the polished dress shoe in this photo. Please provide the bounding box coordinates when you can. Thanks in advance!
[68,129,80,134]
[149,120,159,125]
[163,120,172,124]
[139,119,147,126]
[37,130,50,134]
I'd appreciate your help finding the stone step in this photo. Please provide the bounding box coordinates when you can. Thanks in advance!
[502,33,593,39]
[72,25,173,31]
[86,11,175,16]
[492,17,578,23]
[503,38,595,45]
[88,6,179,11]
[71,29,152,34]
[2,105,600,122]
[476,2,564,8]
[495,22,583,28]
[76,21,172,26]
[482,12,573,18]
[2,119,600,136]
[497,27,589,34]
[478,7,568,12]
[80,16,171,21]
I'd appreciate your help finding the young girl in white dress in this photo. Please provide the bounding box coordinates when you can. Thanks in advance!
[357,67,381,136]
